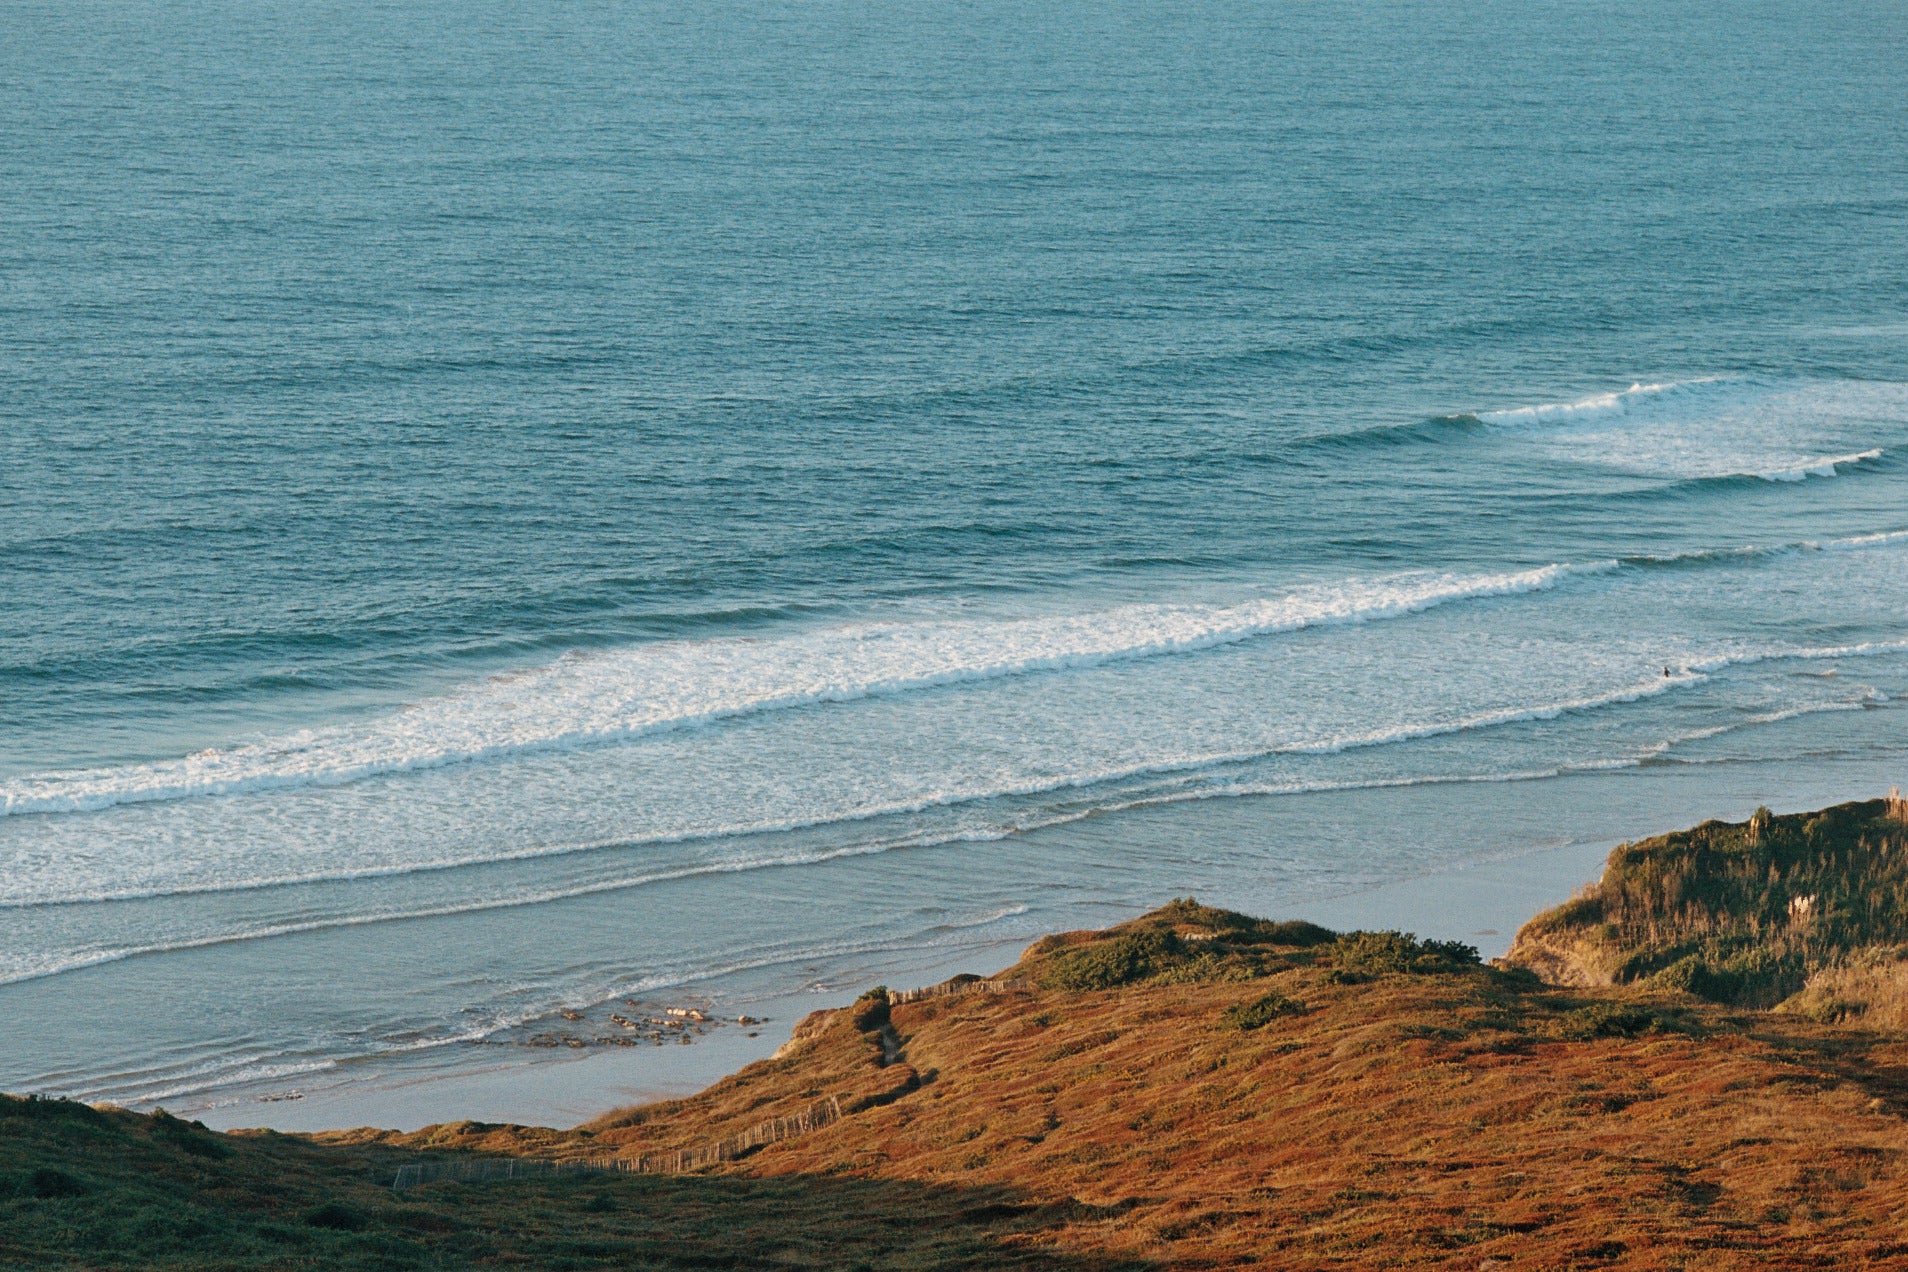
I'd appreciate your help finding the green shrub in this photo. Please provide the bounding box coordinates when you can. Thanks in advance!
[1260,920,1337,948]
[1557,1003,1656,1040]
[1221,992,1307,1030]
[150,1106,232,1158]
[850,988,891,1032]
[1799,995,1865,1024]
[1332,931,1480,976]
[1151,954,1255,986]
[304,1201,368,1231]
[1636,945,1805,1006]
[29,1167,88,1199]
[1490,965,1544,991]
[1043,931,1179,990]
[1649,955,1728,999]
[0,1094,104,1125]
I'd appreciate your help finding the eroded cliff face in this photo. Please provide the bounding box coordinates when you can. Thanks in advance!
[1499,882,1625,987]
[1500,922,1620,987]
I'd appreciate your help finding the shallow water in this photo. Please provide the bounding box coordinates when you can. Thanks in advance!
[4,0,1907,1119]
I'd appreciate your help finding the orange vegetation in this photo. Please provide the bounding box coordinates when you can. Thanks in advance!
[341,901,1908,1270]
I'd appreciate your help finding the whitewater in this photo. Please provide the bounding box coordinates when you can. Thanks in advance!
[0,562,1599,817]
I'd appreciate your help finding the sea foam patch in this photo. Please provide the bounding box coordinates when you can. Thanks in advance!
[1479,377,1907,483]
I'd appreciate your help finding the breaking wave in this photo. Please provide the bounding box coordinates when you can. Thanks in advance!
[0,563,1604,818]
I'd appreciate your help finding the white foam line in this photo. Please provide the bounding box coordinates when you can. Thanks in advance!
[0,842,914,987]
[0,745,1487,908]
[14,525,1908,828]
[1819,528,1908,551]
[60,666,1753,920]
[11,661,1895,987]
[1754,448,1885,482]
[1689,639,1908,674]
[1276,673,1697,756]
[0,819,1063,986]
[3,655,1680,912]
[1478,378,1723,423]
[98,1059,343,1109]
[0,562,1608,818]
[1621,526,1908,568]
[1068,692,1892,819]
[15,630,1908,914]
[1741,694,1883,725]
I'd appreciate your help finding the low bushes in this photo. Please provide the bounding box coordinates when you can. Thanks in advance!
[1331,931,1481,978]
[851,988,891,1033]
[1555,1003,1658,1041]
[1221,992,1307,1030]
[1029,904,1482,992]
[1042,932,1179,991]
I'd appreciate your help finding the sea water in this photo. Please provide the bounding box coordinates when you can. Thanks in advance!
[4,0,1908,1119]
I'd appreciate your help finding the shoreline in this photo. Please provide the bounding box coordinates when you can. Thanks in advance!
[40,734,1908,1136]
[194,834,1613,1134]
[19,799,1908,1270]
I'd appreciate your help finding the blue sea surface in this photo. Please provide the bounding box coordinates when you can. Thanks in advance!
[3,0,1908,1118]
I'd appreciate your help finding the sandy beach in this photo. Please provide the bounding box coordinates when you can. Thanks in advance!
[193,832,1612,1133]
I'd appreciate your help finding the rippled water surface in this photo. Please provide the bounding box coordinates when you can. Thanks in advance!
[4,0,1907,1115]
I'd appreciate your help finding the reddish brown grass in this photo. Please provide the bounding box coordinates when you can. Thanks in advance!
[356,922,1908,1270]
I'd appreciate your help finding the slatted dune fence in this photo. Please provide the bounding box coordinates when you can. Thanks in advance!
[886,977,1033,1006]
[391,1097,843,1190]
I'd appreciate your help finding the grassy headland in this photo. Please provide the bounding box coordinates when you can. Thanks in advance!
[12,807,1908,1269]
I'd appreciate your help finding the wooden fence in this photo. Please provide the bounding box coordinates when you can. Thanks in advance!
[391,1097,843,1190]
[886,977,1033,1006]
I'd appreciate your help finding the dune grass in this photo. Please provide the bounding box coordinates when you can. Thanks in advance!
[1508,797,1908,1007]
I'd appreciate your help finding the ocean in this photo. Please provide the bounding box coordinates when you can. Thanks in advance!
[4,0,1907,1121]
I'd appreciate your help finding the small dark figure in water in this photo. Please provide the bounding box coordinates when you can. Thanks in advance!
[1663,667,1670,677]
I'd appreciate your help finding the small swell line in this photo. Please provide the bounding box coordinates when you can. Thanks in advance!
[34,912,1047,1107]
[1477,378,1727,424]
[0,844,919,986]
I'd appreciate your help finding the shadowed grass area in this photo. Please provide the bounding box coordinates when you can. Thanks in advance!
[0,1094,1146,1271]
